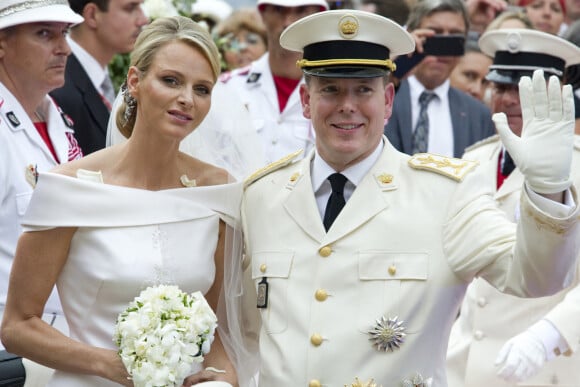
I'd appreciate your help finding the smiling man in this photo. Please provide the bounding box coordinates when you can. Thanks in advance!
[240,9,580,387]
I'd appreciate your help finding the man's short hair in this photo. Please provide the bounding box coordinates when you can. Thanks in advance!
[69,0,109,14]
[405,0,470,34]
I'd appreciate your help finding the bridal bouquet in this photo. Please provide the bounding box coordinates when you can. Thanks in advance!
[113,285,218,387]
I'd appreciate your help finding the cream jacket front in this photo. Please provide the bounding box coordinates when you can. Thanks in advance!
[241,140,580,387]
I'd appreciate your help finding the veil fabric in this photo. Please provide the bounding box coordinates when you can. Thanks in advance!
[106,82,266,182]
[106,82,263,387]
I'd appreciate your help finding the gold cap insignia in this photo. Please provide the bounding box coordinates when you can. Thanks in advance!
[339,14,359,39]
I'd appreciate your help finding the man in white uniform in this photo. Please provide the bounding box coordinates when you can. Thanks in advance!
[241,10,580,387]
[447,29,580,387]
[0,0,84,385]
[219,0,328,165]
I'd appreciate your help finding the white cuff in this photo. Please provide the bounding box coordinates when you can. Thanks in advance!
[525,183,575,217]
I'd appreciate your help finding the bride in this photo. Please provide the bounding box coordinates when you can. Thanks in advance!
[1,16,254,387]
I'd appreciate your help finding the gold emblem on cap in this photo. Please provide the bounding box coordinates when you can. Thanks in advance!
[339,14,359,39]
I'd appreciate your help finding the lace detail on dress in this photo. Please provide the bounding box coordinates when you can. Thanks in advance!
[151,225,174,285]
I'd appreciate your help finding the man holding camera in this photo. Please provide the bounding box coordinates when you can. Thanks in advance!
[384,0,495,158]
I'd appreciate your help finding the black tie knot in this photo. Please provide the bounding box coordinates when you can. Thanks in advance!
[328,173,347,195]
[501,151,516,176]
[419,91,436,106]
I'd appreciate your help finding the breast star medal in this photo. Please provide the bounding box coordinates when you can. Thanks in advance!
[345,377,381,387]
[368,315,406,352]
[401,372,432,387]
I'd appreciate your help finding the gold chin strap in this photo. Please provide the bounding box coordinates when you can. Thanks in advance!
[296,58,396,72]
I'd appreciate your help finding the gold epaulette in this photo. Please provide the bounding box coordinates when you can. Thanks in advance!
[463,134,499,154]
[408,153,478,181]
[244,149,303,188]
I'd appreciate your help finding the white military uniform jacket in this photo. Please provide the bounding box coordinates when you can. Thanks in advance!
[0,82,80,316]
[446,135,580,387]
[219,53,314,165]
[241,139,580,387]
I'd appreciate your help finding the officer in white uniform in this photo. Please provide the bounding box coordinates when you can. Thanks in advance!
[446,29,580,387]
[219,0,328,165]
[241,11,580,387]
[0,1,83,385]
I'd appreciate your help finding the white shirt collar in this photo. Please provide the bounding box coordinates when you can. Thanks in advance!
[312,140,384,192]
[408,75,449,101]
[67,37,109,93]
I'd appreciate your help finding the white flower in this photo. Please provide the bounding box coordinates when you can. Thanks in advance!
[142,0,178,19]
[113,285,218,387]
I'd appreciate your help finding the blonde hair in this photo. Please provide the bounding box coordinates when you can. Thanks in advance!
[116,16,220,138]
[485,10,534,32]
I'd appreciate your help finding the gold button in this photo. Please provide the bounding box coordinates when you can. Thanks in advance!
[315,289,328,301]
[309,380,321,387]
[289,172,300,182]
[310,333,323,346]
[388,265,397,275]
[259,264,267,273]
[319,246,332,257]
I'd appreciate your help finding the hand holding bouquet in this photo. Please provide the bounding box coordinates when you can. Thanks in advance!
[113,285,218,387]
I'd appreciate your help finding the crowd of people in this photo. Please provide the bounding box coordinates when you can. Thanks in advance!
[1,0,580,386]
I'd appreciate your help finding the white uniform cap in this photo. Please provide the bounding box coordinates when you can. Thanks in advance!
[0,0,83,30]
[479,28,580,84]
[280,10,414,78]
[257,0,329,11]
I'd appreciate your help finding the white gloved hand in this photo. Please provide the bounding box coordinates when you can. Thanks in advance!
[493,69,575,194]
[494,328,547,382]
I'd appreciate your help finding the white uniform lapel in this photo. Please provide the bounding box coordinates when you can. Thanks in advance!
[283,150,327,242]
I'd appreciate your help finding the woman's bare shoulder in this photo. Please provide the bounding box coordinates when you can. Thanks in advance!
[181,154,233,187]
[51,146,121,178]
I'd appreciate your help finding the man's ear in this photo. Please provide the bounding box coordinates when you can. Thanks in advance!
[384,81,395,120]
[81,3,99,29]
[0,30,10,59]
[300,83,311,119]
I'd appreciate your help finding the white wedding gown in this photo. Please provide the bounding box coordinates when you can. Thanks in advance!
[21,171,242,386]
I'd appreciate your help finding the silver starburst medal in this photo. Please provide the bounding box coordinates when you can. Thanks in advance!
[368,315,406,352]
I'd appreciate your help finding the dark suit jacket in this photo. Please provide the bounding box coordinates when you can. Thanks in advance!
[385,79,495,158]
[50,54,110,155]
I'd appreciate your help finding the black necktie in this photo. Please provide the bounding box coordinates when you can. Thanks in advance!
[323,173,347,231]
[411,91,437,154]
[501,151,515,176]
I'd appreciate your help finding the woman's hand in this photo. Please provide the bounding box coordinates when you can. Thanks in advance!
[98,349,133,386]
[182,367,237,386]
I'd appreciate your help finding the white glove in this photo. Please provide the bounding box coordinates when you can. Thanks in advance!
[494,327,547,382]
[493,69,575,194]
